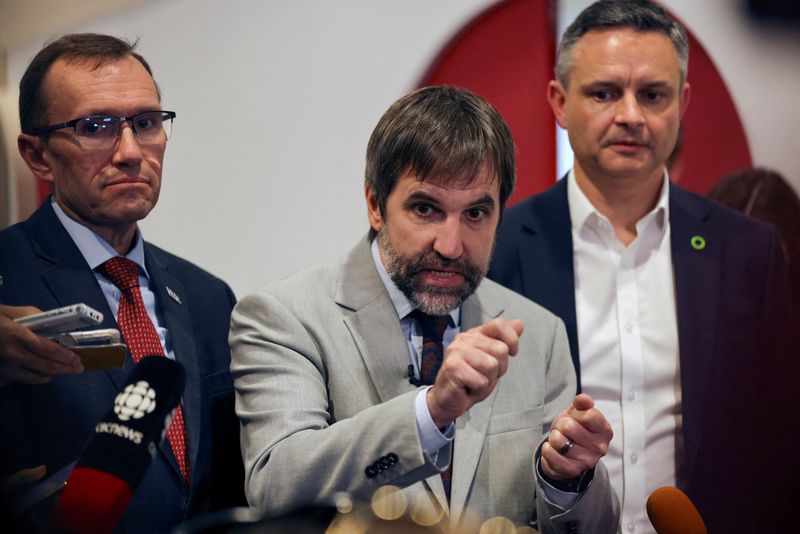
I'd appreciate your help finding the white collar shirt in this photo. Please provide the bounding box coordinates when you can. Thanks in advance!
[568,170,682,534]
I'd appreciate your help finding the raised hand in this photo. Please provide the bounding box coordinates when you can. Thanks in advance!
[427,317,524,428]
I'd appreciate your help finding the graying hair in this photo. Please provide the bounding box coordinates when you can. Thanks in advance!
[555,0,689,88]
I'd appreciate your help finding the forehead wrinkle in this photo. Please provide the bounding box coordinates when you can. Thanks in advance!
[416,167,499,194]
[45,65,160,124]
[571,32,681,90]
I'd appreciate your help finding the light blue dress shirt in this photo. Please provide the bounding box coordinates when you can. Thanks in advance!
[370,239,456,457]
[370,238,578,508]
[51,199,174,359]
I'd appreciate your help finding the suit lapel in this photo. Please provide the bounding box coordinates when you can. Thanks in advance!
[336,238,522,520]
[449,288,502,524]
[515,179,581,386]
[669,185,720,484]
[337,239,452,510]
[26,201,127,387]
[26,202,194,486]
[145,246,200,488]
[337,238,417,404]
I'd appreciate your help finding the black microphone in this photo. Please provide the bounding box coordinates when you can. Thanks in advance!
[407,364,422,387]
[646,486,707,534]
[53,355,185,534]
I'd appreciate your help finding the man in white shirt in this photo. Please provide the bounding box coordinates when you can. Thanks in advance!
[230,85,619,532]
[489,1,797,533]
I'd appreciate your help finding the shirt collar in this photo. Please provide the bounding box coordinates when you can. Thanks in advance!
[370,238,460,326]
[566,168,671,237]
[51,198,148,275]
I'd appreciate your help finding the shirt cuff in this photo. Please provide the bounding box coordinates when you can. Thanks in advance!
[415,386,455,456]
[535,457,583,509]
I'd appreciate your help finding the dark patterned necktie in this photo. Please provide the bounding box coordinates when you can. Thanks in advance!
[411,310,449,385]
[100,256,190,484]
[411,309,452,501]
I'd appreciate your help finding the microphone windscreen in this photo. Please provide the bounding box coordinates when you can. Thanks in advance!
[76,355,185,488]
[646,486,707,534]
[53,356,185,533]
[52,467,132,534]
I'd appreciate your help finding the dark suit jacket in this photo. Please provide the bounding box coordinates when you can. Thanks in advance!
[489,177,798,533]
[0,200,244,532]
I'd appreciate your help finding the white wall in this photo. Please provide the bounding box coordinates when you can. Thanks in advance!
[4,0,493,296]
[664,0,800,183]
[3,0,799,297]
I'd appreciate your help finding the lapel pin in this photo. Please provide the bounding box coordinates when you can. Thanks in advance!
[690,235,706,251]
[166,286,182,304]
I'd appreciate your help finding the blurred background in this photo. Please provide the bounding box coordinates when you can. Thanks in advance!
[1,0,798,297]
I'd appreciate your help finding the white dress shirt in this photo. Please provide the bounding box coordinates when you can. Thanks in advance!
[52,199,173,358]
[568,171,683,534]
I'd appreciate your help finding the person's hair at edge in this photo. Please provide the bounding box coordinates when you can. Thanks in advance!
[708,167,800,259]
[555,0,689,88]
[364,85,516,239]
[708,166,800,309]
[19,33,159,135]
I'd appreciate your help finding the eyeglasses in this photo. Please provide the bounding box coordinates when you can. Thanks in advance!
[28,110,176,150]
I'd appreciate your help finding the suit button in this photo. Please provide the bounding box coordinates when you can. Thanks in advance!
[387,453,398,465]
[365,466,377,478]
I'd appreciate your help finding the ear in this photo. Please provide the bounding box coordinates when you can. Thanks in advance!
[547,80,569,129]
[18,134,55,184]
[365,186,383,233]
[678,82,691,120]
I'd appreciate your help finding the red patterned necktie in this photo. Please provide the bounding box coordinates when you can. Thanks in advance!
[100,256,190,484]
[411,309,452,501]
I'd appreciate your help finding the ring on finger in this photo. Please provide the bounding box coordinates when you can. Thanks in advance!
[557,438,574,456]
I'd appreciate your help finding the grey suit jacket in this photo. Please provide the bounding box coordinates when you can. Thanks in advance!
[230,237,618,532]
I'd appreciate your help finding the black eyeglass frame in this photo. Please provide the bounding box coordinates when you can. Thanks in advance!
[27,110,177,137]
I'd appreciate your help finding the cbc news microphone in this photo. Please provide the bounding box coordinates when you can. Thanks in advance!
[53,355,185,534]
[646,486,707,534]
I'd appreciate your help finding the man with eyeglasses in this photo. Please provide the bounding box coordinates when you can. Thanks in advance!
[0,34,243,531]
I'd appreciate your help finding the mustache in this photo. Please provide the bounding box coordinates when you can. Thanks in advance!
[405,251,471,275]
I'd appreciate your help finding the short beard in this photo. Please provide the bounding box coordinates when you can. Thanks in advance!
[378,229,489,316]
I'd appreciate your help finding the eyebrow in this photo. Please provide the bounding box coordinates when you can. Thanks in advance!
[74,107,162,118]
[405,191,442,207]
[639,82,675,93]
[404,191,496,209]
[468,194,497,209]
[582,80,674,91]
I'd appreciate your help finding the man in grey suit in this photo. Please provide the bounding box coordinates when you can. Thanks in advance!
[230,86,619,532]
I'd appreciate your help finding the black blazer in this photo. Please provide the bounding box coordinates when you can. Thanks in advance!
[489,177,798,533]
[0,200,244,532]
